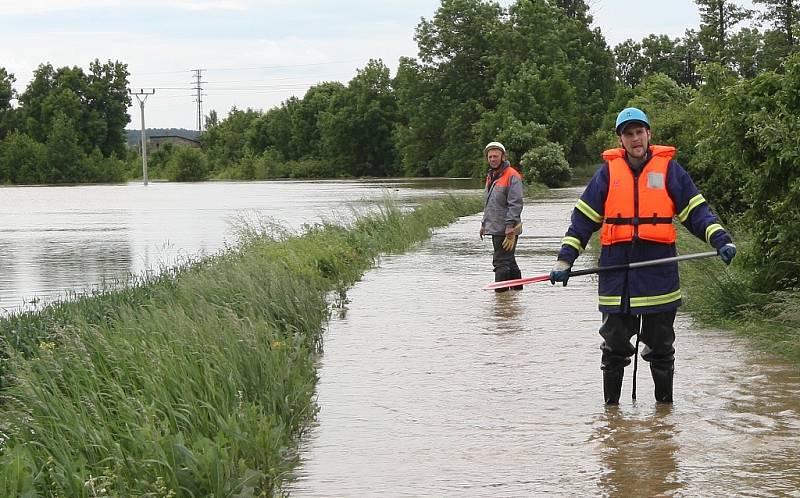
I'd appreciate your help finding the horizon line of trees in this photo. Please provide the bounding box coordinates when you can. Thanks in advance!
[2,0,796,186]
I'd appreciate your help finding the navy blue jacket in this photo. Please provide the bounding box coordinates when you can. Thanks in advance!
[557,148,732,314]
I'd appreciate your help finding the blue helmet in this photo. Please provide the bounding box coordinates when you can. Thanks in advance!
[615,107,650,135]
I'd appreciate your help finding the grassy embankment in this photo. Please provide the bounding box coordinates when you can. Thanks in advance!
[678,228,800,364]
[0,194,483,496]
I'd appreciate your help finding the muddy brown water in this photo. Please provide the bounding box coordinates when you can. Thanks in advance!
[2,181,797,495]
[287,188,800,497]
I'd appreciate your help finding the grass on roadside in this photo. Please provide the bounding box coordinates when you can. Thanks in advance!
[679,228,800,363]
[0,194,483,497]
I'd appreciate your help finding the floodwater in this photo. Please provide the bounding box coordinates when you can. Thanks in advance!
[288,188,800,497]
[2,180,798,496]
[0,178,477,314]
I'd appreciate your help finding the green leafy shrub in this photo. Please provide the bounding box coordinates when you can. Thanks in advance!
[166,146,209,182]
[521,142,571,187]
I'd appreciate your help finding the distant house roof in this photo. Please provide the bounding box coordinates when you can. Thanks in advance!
[147,135,201,148]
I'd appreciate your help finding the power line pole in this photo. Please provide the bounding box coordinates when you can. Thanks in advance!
[192,69,205,131]
[130,88,156,186]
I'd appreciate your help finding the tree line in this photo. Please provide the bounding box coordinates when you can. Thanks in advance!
[0,61,131,184]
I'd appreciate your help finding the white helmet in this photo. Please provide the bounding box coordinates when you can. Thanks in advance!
[484,141,506,156]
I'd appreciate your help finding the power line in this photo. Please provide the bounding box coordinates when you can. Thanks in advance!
[132,59,361,76]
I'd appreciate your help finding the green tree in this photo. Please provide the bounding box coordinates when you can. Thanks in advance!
[691,54,800,290]
[754,0,799,48]
[673,30,705,87]
[86,59,131,157]
[0,132,47,184]
[553,0,589,20]
[167,147,209,182]
[397,0,504,176]
[290,82,345,159]
[393,57,440,176]
[200,107,260,171]
[319,59,400,176]
[630,74,697,165]
[614,39,648,87]
[0,67,16,139]
[729,27,764,77]
[477,61,579,172]
[85,147,126,183]
[205,109,219,129]
[45,113,87,183]
[641,35,685,82]
[688,61,749,214]
[521,142,571,187]
[18,61,130,159]
[490,0,615,163]
[696,0,753,67]
[614,35,691,87]
[754,0,800,70]
[246,102,295,160]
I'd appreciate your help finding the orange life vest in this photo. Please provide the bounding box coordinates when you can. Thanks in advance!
[600,145,677,245]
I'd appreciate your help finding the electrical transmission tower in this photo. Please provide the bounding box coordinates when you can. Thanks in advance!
[192,69,206,131]
[130,88,156,186]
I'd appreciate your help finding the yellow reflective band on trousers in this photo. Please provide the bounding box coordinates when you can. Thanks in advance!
[599,295,622,307]
[598,289,682,308]
[630,289,682,308]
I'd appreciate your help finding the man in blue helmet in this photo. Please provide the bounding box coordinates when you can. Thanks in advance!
[548,107,737,405]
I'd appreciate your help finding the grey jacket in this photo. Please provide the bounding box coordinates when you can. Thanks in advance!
[482,161,523,235]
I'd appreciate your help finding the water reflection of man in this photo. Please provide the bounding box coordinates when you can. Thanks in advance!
[487,292,525,335]
[595,406,681,496]
[480,141,524,293]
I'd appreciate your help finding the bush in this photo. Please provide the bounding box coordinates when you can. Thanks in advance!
[521,142,571,187]
[0,131,48,184]
[166,147,209,182]
[85,147,126,183]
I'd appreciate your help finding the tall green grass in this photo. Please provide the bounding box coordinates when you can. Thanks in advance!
[0,194,483,496]
[679,227,800,363]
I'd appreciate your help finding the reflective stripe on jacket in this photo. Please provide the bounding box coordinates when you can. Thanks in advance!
[482,162,523,235]
[601,146,677,245]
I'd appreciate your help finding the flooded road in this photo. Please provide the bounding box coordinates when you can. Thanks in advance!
[288,188,800,497]
[0,179,476,314]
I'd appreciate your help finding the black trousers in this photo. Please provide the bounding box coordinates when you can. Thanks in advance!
[491,234,521,282]
[599,310,676,371]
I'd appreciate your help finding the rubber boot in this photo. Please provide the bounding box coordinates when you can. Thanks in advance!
[603,369,624,405]
[511,267,523,291]
[651,364,674,403]
[494,268,513,293]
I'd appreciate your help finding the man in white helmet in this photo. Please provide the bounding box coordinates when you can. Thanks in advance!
[480,141,524,292]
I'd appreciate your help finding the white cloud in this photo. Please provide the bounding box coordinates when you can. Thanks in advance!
[1,0,252,14]
[4,0,748,130]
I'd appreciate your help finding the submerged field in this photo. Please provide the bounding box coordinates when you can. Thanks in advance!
[0,194,483,496]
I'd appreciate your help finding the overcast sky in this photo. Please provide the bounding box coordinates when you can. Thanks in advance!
[0,0,755,130]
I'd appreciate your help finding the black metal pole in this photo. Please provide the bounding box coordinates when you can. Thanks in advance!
[569,251,719,278]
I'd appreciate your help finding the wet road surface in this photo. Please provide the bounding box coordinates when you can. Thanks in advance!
[288,188,800,497]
